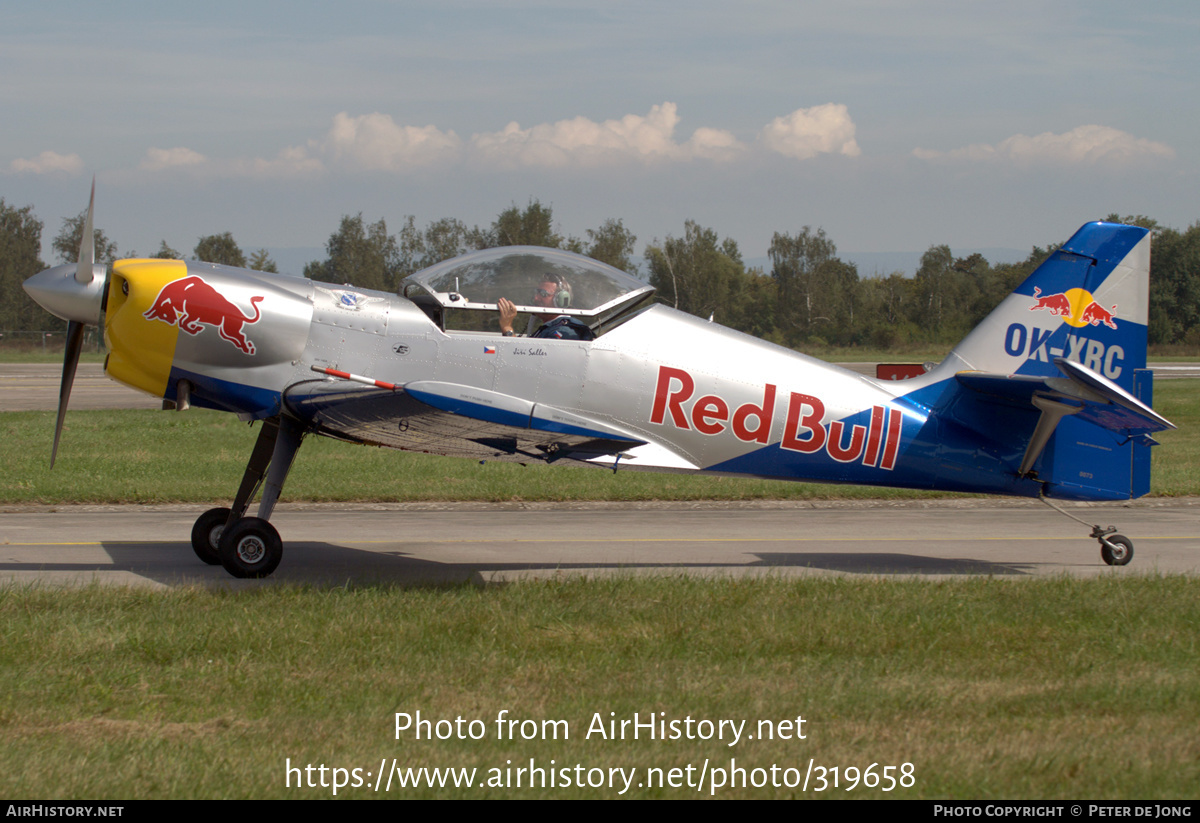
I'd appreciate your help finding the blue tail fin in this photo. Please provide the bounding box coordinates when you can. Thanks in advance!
[931,221,1150,393]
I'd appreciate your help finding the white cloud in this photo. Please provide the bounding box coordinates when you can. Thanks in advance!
[9,150,84,175]
[913,125,1175,167]
[759,104,861,160]
[118,104,860,180]
[683,127,747,161]
[319,111,462,170]
[140,146,207,171]
[469,102,745,167]
[305,104,750,171]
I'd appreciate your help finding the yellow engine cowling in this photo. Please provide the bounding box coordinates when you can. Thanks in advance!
[105,259,189,398]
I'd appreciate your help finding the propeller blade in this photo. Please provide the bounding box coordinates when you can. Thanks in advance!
[74,176,96,285]
[50,320,86,469]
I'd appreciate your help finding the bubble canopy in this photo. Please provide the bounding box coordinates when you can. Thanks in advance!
[402,246,654,320]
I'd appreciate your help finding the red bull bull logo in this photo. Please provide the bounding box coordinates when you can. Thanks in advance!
[143,275,265,354]
[1079,301,1118,329]
[1030,287,1117,330]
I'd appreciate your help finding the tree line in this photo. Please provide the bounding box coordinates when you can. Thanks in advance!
[300,202,638,293]
[2,195,1198,350]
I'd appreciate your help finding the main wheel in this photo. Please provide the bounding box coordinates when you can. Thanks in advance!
[218,517,283,578]
[1100,534,1133,566]
[191,507,232,565]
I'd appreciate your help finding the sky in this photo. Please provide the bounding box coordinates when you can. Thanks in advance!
[2,1,1197,273]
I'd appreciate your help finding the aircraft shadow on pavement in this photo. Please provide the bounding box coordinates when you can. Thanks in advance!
[0,540,1037,587]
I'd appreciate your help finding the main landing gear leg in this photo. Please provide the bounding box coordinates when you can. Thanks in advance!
[1038,493,1134,566]
[189,416,305,578]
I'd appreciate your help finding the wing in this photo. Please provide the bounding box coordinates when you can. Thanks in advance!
[284,379,646,464]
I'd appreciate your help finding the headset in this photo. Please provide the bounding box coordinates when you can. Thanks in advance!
[538,273,572,309]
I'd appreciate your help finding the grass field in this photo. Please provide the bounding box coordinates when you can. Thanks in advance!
[2,576,1197,799]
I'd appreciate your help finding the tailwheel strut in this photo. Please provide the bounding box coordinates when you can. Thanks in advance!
[1038,493,1134,566]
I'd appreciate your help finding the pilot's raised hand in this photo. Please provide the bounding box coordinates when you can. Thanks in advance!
[498,297,518,335]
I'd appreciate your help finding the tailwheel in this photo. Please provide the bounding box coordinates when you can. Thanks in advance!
[219,517,283,578]
[191,507,232,565]
[1040,493,1137,567]
[1100,534,1134,566]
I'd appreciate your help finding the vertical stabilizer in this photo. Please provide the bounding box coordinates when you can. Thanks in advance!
[931,222,1150,393]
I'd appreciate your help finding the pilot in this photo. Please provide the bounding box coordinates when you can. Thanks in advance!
[498,274,593,340]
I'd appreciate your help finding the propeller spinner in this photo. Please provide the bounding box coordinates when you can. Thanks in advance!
[22,178,109,467]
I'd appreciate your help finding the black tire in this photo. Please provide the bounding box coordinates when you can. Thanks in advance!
[218,517,283,578]
[191,507,231,565]
[1100,534,1133,566]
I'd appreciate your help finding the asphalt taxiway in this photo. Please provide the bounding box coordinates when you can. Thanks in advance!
[2,500,1197,588]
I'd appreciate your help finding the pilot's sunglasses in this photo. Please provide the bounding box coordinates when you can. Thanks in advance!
[535,288,557,299]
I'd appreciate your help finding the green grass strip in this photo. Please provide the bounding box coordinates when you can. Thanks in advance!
[1,576,1196,798]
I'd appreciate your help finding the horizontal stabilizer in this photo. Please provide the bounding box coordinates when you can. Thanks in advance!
[956,359,1173,436]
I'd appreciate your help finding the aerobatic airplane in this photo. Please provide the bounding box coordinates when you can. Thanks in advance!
[24,183,1173,577]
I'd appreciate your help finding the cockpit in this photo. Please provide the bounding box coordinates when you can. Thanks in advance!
[400,246,655,337]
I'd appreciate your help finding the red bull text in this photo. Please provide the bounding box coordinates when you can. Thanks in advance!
[649,366,903,470]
